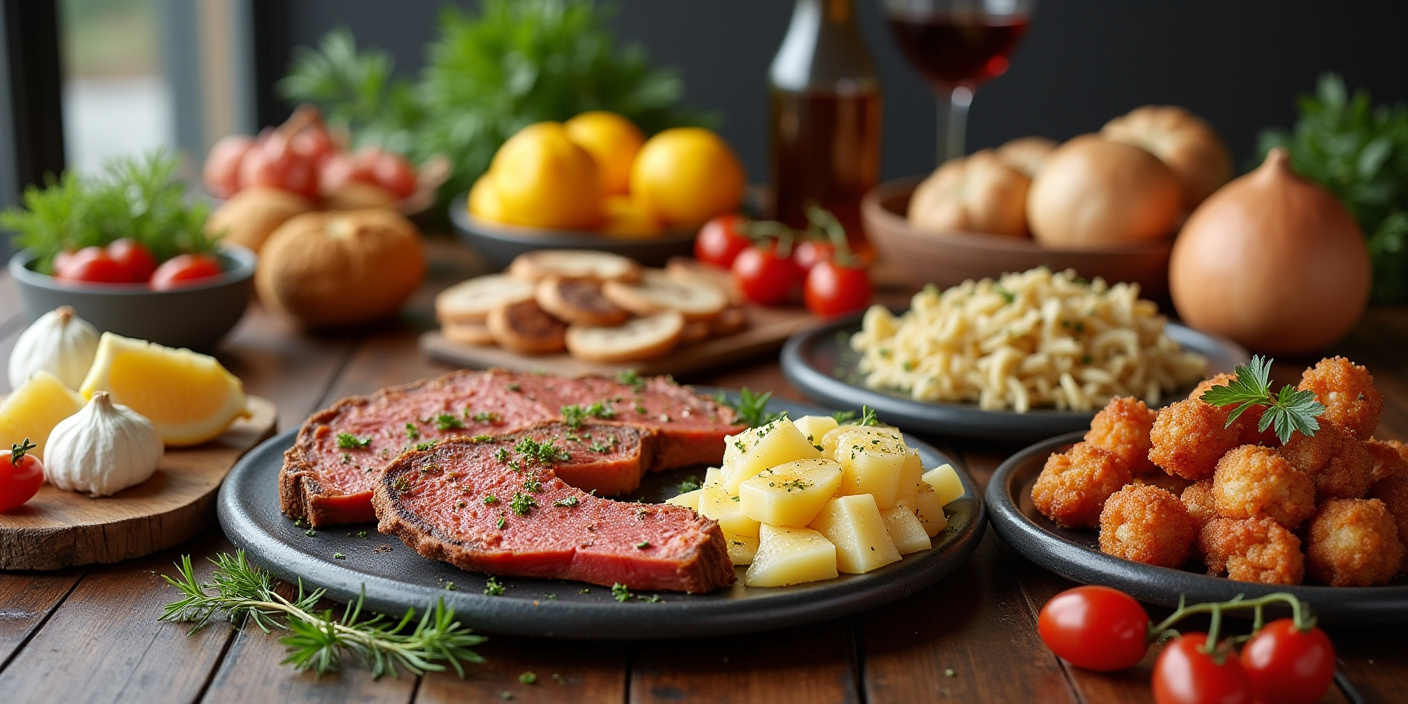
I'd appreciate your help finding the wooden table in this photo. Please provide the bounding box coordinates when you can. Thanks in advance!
[1,237,1404,704]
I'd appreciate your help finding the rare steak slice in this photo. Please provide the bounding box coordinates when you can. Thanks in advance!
[373,428,735,593]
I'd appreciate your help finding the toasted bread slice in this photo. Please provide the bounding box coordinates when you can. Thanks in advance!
[602,269,728,322]
[680,320,712,345]
[565,311,685,363]
[487,299,568,354]
[535,276,632,327]
[442,321,497,346]
[436,274,537,325]
[508,250,642,283]
[711,306,749,336]
[665,257,745,305]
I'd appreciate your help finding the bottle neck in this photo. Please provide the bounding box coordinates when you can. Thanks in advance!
[771,0,878,92]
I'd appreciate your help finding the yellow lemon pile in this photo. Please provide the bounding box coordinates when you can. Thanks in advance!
[469,111,745,237]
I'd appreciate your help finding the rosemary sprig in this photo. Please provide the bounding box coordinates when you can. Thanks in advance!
[160,551,486,679]
[1199,355,1325,444]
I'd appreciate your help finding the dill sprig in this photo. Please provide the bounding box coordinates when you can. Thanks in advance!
[160,551,486,679]
[1199,356,1325,444]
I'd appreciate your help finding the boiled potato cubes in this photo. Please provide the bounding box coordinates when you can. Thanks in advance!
[834,430,920,510]
[912,484,949,537]
[745,524,838,587]
[791,414,838,446]
[665,488,702,511]
[725,531,759,566]
[883,501,933,555]
[721,418,822,493]
[739,458,843,526]
[697,482,760,538]
[820,423,902,458]
[809,494,901,574]
[923,464,965,506]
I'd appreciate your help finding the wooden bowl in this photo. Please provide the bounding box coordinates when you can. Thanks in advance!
[861,177,1174,300]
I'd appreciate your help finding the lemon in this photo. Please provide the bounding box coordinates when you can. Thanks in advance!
[79,333,248,447]
[489,121,602,230]
[630,127,745,226]
[565,111,645,197]
[0,371,84,460]
[467,174,505,222]
[601,195,663,239]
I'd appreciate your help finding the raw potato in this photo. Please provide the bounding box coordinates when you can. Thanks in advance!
[745,524,839,587]
[564,311,684,363]
[923,464,966,506]
[436,274,537,325]
[739,459,844,527]
[721,418,824,493]
[809,494,902,574]
[883,501,934,555]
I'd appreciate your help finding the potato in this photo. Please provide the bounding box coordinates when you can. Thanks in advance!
[882,501,933,555]
[697,482,760,538]
[820,423,903,458]
[809,494,901,574]
[739,458,844,527]
[665,488,702,511]
[912,484,949,537]
[792,415,839,446]
[833,431,920,510]
[745,524,839,587]
[923,464,966,506]
[721,418,823,493]
[725,529,759,566]
[704,466,723,487]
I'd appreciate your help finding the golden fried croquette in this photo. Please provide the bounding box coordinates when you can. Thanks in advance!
[1279,420,1375,501]
[1098,484,1197,568]
[1181,479,1218,533]
[1149,398,1241,481]
[1031,442,1133,528]
[1306,498,1405,586]
[1299,356,1383,439]
[1133,472,1193,495]
[1199,516,1304,585]
[1212,445,1317,529]
[1191,373,1277,446]
[1364,438,1408,483]
[1367,473,1408,559]
[1085,396,1157,475]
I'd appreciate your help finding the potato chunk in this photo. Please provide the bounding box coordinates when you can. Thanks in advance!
[833,431,920,510]
[912,484,949,537]
[745,524,839,587]
[820,423,903,458]
[792,415,839,446]
[923,463,966,506]
[725,530,759,566]
[739,458,843,527]
[809,494,901,573]
[697,482,760,538]
[721,418,823,493]
[883,501,933,555]
[664,488,702,511]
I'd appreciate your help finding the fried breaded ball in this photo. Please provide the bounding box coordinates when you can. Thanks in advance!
[1085,396,1158,475]
[1212,445,1316,529]
[1299,356,1383,439]
[1031,442,1133,528]
[1133,472,1193,496]
[1098,484,1197,568]
[1367,473,1408,561]
[1199,516,1304,585]
[1149,398,1241,481]
[1191,373,1277,446]
[1364,438,1408,483]
[1279,420,1374,501]
[1181,479,1217,533]
[1306,498,1405,586]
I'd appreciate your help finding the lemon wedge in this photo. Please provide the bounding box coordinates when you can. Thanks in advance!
[79,333,248,446]
[0,370,84,460]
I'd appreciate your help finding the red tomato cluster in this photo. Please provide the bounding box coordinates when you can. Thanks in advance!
[0,439,43,512]
[52,239,223,289]
[1037,586,1336,704]
[694,213,872,317]
[203,106,417,202]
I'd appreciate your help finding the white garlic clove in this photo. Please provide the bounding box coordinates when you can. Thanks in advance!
[9,306,100,390]
[43,391,164,497]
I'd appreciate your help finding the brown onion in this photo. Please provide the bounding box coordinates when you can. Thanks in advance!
[1169,148,1370,355]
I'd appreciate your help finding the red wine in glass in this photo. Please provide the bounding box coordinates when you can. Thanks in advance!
[886,12,1031,88]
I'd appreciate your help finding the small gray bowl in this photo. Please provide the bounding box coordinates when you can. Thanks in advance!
[9,244,256,351]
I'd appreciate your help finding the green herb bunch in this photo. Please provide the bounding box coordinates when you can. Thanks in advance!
[1,150,219,273]
[1199,356,1324,444]
[277,0,709,210]
[1258,73,1408,302]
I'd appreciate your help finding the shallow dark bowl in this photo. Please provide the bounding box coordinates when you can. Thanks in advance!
[9,244,256,351]
[448,193,698,270]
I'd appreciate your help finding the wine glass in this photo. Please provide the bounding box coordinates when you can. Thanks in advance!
[883,0,1035,164]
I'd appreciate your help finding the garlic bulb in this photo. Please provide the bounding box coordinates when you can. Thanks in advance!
[9,306,99,389]
[45,392,164,497]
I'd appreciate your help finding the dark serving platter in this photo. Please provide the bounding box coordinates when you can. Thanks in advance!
[986,431,1408,624]
[781,313,1249,445]
[217,392,986,639]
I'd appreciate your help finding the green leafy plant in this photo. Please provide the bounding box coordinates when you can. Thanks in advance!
[715,388,786,428]
[1199,356,1324,444]
[1258,73,1408,302]
[277,0,709,210]
[2,150,219,273]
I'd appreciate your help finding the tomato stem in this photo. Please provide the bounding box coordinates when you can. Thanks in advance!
[804,203,858,267]
[10,437,35,465]
[1148,592,1316,644]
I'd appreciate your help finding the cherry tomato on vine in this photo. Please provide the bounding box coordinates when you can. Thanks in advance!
[695,213,754,269]
[804,260,872,317]
[1241,619,1336,704]
[0,438,44,512]
[792,240,836,272]
[106,238,157,283]
[1037,585,1151,671]
[732,243,803,306]
[1152,633,1255,704]
[53,246,127,284]
[150,254,224,290]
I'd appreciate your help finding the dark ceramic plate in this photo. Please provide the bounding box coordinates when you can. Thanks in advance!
[986,431,1408,624]
[217,392,986,639]
[781,313,1249,444]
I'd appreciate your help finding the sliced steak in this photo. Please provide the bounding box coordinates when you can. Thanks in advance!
[281,369,744,526]
[373,429,735,593]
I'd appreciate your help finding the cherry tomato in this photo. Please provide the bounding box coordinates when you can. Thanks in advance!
[366,150,417,199]
[106,238,157,283]
[290,123,337,165]
[150,254,224,290]
[804,260,872,317]
[203,134,255,198]
[318,152,371,195]
[732,243,803,306]
[0,438,44,512]
[793,240,836,272]
[239,133,321,199]
[53,246,127,284]
[1153,634,1255,704]
[1037,585,1151,672]
[1241,619,1336,704]
[695,213,754,269]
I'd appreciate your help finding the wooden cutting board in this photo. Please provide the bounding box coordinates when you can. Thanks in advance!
[0,396,277,570]
[420,304,817,377]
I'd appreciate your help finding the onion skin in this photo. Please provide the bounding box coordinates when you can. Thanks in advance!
[1169,148,1370,355]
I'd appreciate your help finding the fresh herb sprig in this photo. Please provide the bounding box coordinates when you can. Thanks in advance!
[716,388,785,428]
[160,551,486,679]
[1199,356,1324,444]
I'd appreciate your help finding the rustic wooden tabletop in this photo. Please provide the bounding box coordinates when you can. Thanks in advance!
[0,237,1404,703]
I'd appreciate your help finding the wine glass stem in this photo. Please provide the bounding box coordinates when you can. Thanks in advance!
[938,85,974,164]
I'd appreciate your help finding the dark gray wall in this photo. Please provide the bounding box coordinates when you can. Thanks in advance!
[261,1,1408,183]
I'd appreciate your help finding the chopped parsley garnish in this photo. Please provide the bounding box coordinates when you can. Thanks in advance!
[470,434,495,443]
[589,438,614,453]
[304,529,316,537]
[484,577,505,596]
[514,437,570,465]
[615,369,646,392]
[494,447,509,462]
[335,433,372,449]
[391,476,411,493]
[443,581,457,591]
[1200,355,1325,444]
[716,388,784,428]
[510,492,537,515]
[832,409,858,424]
[332,552,345,560]
[611,583,632,602]
[677,475,702,493]
[635,541,651,550]
[553,496,579,507]
[404,423,420,440]
[523,477,542,493]
[496,515,505,529]
[434,413,464,431]
[413,441,438,452]
[560,402,616,428]
[484,494,499,505]
[506,382,521,392]
[779,479,810,492]
[519,671,538,685]
[467,410,501,423]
